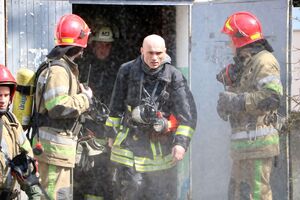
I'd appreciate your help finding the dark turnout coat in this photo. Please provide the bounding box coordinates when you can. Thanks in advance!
[105,56,197,172]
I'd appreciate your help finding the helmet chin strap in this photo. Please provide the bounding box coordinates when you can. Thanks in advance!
[0,108,8,115]
[0,101,11,115]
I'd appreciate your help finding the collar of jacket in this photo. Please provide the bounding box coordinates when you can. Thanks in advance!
[141,54,171,76]
[236,39,273,66]
[131,56,171,84]
[47,46,73,60]
[62,55,79,77]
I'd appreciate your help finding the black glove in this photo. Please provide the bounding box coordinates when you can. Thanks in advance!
[217,91,245,115]
[216,64,239,86]
[216,102,229,121]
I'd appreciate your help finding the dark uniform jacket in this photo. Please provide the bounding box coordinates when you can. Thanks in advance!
[106,56,197,172]
[78,51,120,105]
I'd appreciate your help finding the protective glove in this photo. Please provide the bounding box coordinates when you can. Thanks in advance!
[79,83,93,104]
[216,64,239,86]
[216,102,229,121]
[217,91,245,114]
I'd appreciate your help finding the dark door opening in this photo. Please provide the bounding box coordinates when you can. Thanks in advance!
[71,4,177,200]
[73,4,176,65]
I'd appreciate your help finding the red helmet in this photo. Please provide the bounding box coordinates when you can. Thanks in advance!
[222,11,263,48]
[55,14,90,48]
[0,64,17,101]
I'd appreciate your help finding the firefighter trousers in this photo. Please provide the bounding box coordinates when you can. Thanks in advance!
[39,161,72,200]
[228,157,273,200]
[112,165,177,200]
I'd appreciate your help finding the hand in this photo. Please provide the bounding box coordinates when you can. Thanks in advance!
[216,102,229,121]
[172,145,186,164]
[108,138,114,148]
[218,91,245,114]
[80,83,93,99]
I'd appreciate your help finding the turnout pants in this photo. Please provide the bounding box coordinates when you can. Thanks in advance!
[113,165,177,200]
[228,157,273,200]
[39,161,72,200]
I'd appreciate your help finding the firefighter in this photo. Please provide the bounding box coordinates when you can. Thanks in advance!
[105,34,197,200]
[74,26,119,200]
[216,11,283,199]
[32,14,93,200]
[0,64,41,199]
[79,26,119,107]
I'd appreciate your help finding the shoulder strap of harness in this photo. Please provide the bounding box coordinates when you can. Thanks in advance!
[28,59,73,144]
[34,59,72,95]
[4,112,17,124]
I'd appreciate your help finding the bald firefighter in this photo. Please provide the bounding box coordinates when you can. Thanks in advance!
[0,64,41,199]
[216,11,283,200]
[32,14,93,200]
[105,34,197,200]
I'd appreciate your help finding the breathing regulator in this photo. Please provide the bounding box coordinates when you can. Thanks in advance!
[131,100,178,134]
[9,152,39,187]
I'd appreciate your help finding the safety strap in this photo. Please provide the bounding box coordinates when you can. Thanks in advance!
[29,58,73,143]
[4,112,16,124]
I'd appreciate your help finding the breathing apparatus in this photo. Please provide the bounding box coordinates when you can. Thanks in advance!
[9,152,39,187]
[130,88,178,134]
[89,96,110,123]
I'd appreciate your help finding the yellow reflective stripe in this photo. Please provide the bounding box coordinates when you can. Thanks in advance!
[61,38,75,44]
[45,95,68,110]
[231,134,279,150]
[250,33,262,40]
[175,125,194,138]
[20,140,32,153]
[48,164,56,200]
[105,117,121,127]
[253,159,263,200]
[264,83,283,95]
[158,142,162,156]
[114,128,129,146]
[38,130,77,145]
[33,137,76,157]
[111,146,134,158]
[134,154,176,172]
[225,18,233,31]
[85,194,104,200]
[43,142,76,157]
[44,86,69,101]
[150,141,157,159]
[111,146,134,167]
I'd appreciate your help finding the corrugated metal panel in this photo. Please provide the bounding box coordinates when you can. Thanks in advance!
[0,0,5,64]
[190,0,289,200]
[70,0,193,5]
[7,0,72,76]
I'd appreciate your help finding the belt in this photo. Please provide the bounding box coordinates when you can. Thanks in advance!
[231,127,277,140]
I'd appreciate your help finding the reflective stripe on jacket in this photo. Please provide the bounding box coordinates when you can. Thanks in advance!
[34,56,90,167]
[229,50,282,159]
[0,112,33,189]
[107,56,197,172]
